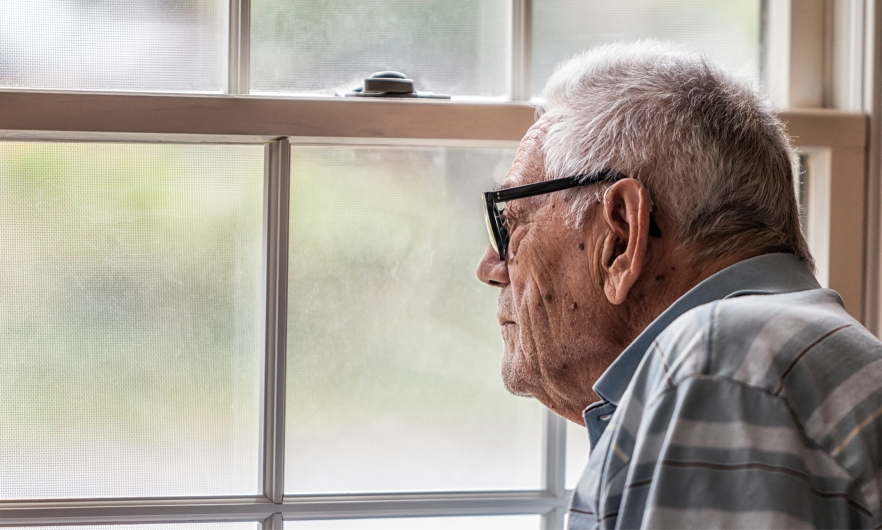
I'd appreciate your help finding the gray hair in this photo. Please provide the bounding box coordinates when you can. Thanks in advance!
[537,41,813,269]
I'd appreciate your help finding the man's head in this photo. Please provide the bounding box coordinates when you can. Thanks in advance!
[476,41,812,423]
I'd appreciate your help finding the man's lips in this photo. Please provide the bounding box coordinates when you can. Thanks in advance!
[498,315,515,326]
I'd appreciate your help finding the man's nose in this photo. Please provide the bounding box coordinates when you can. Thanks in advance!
[476,245,510,288]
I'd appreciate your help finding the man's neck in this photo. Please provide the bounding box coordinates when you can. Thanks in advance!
[620,249,759,350]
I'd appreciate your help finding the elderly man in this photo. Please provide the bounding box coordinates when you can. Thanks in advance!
[476,42,882,529]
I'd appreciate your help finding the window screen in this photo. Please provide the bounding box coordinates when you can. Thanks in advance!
[285,146,545,493]
[532,0,762,95]
[0,0,226,92]
[251,0,509,97]
[0,143,264,498]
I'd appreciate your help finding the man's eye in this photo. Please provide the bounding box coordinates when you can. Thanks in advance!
[501,213,515,232]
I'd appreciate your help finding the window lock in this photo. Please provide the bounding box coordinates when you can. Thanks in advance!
[344,71,450,99]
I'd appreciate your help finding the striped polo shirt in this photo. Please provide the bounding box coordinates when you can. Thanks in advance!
[568,253,882,529]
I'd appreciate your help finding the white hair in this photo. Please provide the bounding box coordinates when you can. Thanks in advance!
[537,41,813,268]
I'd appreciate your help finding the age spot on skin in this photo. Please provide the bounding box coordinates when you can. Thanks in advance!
[544,292,553,302]
[655,275,664,282]
[578,242,585,251]
[571,302,578,310]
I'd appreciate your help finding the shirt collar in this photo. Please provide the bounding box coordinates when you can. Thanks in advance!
[592,252,821,406]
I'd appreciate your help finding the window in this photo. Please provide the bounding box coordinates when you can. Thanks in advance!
[1,1,871,529]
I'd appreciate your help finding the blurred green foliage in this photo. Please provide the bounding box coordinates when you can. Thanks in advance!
[0,143,264,497]
[286,147,522,417]
[532,0,761,94]
[284,147,548,493]
[1,0,226,92]
[0,142,544,496]
[251,0,508,95]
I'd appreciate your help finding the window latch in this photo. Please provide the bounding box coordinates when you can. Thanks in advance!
[344,71,450,99]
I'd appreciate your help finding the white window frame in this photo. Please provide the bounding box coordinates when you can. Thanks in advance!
[0,1,875,529]
[764,0,877,327]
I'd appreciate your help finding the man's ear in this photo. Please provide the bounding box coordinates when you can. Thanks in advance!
[599,179,652,305]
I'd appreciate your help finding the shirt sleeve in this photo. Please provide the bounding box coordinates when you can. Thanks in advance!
[616,374,875,529]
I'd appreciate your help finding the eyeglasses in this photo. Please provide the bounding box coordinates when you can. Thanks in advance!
[482,169,661,260]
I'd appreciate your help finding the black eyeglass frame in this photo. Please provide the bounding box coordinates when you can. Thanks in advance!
[483,169,661,260]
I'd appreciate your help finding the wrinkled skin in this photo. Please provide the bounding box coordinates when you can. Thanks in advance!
[476,118,739,424]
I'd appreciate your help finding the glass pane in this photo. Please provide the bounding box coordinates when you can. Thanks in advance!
[565,419,591,490]
[251,1,509,97]
[286,146,544,494]
[286,515,541,529]
[533,0,762,95]
[0,1,226,92]
[0,143,264,498]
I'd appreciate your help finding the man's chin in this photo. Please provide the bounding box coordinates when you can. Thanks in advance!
[503,380,533,398]
[500,352,535,397]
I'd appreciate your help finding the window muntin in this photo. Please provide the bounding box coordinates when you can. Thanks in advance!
[0,143,264,498]
[285,146,544,493]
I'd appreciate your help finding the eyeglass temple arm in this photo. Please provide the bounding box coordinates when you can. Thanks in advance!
[489,171,623,203]
[488,171,662,238]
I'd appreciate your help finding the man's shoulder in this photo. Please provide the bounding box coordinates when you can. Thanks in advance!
[652,287,879,389]
[707,288,878,389]
[635,288,882,521]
